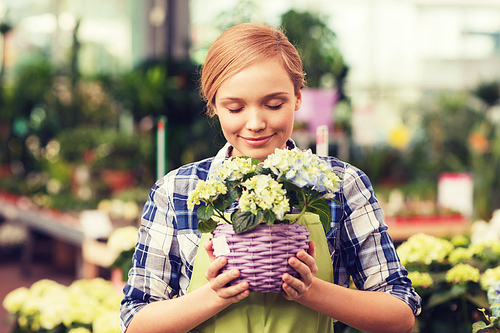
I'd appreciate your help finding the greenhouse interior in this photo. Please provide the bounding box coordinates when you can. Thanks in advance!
[1,0,500,332]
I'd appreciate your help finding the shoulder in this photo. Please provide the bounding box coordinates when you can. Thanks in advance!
[151,157,215,200]
[319,156,372,189]
[320,156,379,217]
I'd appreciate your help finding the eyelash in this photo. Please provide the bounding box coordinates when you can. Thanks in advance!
[228,104,283,113]
[268,104,283,110]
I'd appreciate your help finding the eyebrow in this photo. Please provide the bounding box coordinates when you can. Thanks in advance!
[219,92,290,102]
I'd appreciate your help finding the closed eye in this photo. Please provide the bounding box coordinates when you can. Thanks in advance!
[267,104,283,110]
[228,107,243,113]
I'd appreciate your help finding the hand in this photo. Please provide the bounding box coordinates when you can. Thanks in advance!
[203,240,250,303]
[282,240,318,301]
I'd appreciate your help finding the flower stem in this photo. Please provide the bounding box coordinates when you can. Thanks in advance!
[213,208,232,224]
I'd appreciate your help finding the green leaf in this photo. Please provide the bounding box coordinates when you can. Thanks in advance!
[255,165,273,176]
[465,292,490,309]
[472,321,494,333]
[231,210,263,234]
[213,187,240,211]
[197,218,218,233]
[425,283,467,310]
[283,181,303,193]
[196,205,213,221]
[305,199,331,233]
[262,210,277,225]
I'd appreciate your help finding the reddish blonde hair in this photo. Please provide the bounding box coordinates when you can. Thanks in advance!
[200,23,305,117]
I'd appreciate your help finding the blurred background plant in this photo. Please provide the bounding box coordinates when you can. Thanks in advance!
[0,23,221,213]
[2,278,121,333]
[387,210,500,332]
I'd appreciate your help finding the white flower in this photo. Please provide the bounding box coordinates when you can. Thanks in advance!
[263,148,340,194]
[187,147,341,234]
[215,157,257,181]
[240,175,290,220]
[107,226,139,253]
[187,177,227,210]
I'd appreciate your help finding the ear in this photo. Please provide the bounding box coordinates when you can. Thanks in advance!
[294,90,302,111]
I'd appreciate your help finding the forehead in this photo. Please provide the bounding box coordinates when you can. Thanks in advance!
[217,58,293,97]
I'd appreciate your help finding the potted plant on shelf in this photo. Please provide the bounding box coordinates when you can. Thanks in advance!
[187,147,341,292]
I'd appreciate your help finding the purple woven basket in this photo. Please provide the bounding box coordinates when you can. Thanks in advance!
[211,223,310,293]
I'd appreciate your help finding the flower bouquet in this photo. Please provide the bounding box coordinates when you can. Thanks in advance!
[187,147,341,292]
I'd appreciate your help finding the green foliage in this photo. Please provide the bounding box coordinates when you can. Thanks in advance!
[56,127,152,170]
[299,195,332,233]
[231,210,264,234]
[280,9,347,90]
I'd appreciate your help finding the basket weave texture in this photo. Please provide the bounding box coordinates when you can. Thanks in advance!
[212,223,310,293]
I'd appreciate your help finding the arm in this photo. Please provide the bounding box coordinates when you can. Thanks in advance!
[120,174,249,333]
[282,161,420,333]
[126,253,249,333]
[283,249,415,333]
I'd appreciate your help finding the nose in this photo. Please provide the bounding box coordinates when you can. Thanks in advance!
[245,108,266,132]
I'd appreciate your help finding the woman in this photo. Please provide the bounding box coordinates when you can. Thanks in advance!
[120,23,421,333]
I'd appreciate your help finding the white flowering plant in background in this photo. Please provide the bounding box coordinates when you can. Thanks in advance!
[187,147,341,234]
[396,227,500,332]
[107,226,139,281]
[2,278,121,333]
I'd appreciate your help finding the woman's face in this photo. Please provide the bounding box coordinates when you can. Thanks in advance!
[214,58,302,161]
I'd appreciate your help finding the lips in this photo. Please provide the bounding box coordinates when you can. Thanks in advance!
[241,135,274,147]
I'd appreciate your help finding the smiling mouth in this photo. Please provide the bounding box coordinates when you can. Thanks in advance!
[241,135,274,146]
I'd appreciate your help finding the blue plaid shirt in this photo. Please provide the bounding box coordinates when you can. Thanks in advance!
[120,141,421,332]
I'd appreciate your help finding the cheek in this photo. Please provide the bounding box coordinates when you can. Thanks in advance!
[274,111,295,131]
[218,115,240,134]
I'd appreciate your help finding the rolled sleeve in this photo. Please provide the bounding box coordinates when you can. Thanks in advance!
[328,160,421,316]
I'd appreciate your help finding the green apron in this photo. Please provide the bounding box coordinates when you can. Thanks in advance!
[187,213,335,333]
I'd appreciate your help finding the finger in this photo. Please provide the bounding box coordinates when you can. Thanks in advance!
[294,251,318,277]
[288,257,314,286]
[307,240,316,258]
[217,279,250,299]
[204,239,216,261]
[223,286,250,303]
[205,256,227,280]
[211,269,250,298]
[213,268,240,289]
[281,274,301,300]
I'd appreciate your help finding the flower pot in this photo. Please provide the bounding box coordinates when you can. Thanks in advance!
[212,223,310,293]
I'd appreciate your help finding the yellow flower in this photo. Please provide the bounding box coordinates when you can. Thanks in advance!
[446,263,480,284]
[107,226,139,253]
[408,271,433,289]
[481,266,500,290]
[2,286,29,314]
[388,124,412,150]
[449,247,473,264]
[397,233,454,266]
[92,309,120,333]
[450,234,470,247]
